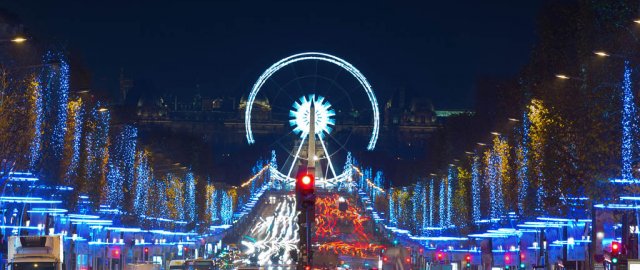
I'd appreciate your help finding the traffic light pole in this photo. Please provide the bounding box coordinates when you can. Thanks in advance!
[304,103,315,267]
[296,103,316,269]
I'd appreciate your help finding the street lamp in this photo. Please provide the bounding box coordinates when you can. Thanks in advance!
[10,37,27,43]
[555,74,570,80]
[0,36,27,44]
[594,51,610,57]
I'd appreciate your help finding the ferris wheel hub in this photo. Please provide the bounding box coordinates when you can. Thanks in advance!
[289,94,335,138]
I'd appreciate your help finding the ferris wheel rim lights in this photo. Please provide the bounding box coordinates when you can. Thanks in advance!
[245,52,380,150]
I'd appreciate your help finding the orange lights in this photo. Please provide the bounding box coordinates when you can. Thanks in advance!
[314,195,383,258]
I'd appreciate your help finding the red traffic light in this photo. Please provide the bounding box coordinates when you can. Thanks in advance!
[612,242,620,252]
[302,175,312,185]
[520,253,525,260]
[383,256,388,262]
[505,255,511,263]
[437,252,443,259]
[405,257,411,263]
[144,247,149,254]
[466,255,471,261]
[111,248,120,258]
[299,173,314,189]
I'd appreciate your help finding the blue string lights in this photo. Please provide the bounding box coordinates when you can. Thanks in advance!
[439,178,445,227]
[429,178,434,229]
[389,187,397,225]
[134,150,151,218]
[446,166,455,228]
[29,76,43,170]
[185,172,196,222]
[41,51,70,162]
[64,99,83,184]
[221,191,233,225]
[517,111,530,215]
[471,154,481,222]
[621,60,637,181]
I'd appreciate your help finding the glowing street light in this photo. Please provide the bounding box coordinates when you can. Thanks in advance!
[594,51,609,57]
[555,74,570,80]
[11,37,27,43]
[634,19,640,24]
[98,107,109,112]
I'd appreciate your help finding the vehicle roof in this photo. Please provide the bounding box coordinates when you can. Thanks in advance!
[169,260,186,266]
[11,257,58,263]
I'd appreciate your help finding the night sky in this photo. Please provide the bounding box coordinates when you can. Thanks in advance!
[3,0,541,109]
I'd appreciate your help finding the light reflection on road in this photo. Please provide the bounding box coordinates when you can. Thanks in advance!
[241,194,299,267]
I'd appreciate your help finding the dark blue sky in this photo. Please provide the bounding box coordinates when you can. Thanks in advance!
[4,0,541,109]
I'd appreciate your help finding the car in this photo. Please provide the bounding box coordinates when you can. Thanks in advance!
[168,260,185,270]
[184,259,215,270]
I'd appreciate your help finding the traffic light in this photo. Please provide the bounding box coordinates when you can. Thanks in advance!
[111,248,121,259]
[519,263,526,269]
[465,255,472,268]
[505,254,511,267]
[436,251,444,262]
[611,241,620,264]
[296,170,315,207]
[144,247,149,261]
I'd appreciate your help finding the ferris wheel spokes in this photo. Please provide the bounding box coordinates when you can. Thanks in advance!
[286,133,307,178]
[318,134,338,179]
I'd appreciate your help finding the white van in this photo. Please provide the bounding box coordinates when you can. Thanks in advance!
[7,236,63,270]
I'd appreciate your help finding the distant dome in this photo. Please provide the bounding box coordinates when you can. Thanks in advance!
[239,94,271,111]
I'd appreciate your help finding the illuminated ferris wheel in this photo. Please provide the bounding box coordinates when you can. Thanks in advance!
[244,52,380,182]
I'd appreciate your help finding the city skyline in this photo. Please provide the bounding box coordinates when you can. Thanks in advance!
[2,0,541,109]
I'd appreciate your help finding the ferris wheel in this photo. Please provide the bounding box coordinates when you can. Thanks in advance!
[244,52,380,184]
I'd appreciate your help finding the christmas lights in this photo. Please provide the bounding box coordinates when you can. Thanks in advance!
[185,172,196,222]
[621,60,637,181]
[517,111,530,215]
[471,154,481,222]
